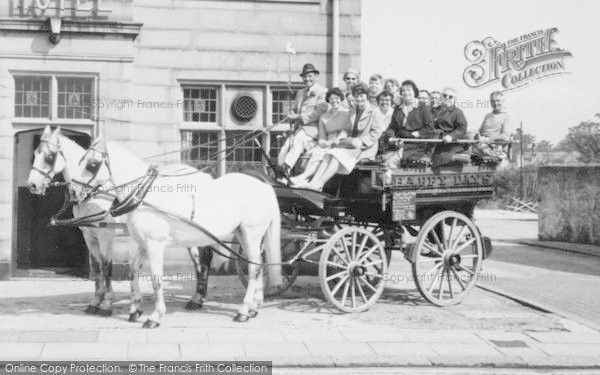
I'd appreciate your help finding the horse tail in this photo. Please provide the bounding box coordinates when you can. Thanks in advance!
[263,188,283,288]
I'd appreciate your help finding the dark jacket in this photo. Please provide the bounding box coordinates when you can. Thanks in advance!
[432,105,468,167]
[381,102,435,159]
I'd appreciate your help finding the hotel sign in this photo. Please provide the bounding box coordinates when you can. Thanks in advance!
[463,28,573,91]
[15,0,112,17]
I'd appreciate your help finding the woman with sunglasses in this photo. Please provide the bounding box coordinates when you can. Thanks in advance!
[431,87,469,167]
[380,79,436,166]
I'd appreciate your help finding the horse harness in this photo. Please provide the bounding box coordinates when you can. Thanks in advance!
[32,137,66,184]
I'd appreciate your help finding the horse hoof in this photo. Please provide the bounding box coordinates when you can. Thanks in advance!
[142,319,160,329]
[248,310,258,318]
[84,305,99,315]
[128,310,143,322]
[184,300,203,310]
[97,308,112,317]
[233,313,250,323]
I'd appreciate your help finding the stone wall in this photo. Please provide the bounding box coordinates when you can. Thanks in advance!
[127,0,362,158]
[538,165,600,245]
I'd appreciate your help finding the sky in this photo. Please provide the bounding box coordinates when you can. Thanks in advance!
[361,0,600,144]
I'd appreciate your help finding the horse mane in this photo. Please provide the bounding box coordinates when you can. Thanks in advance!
[105,141,150,185]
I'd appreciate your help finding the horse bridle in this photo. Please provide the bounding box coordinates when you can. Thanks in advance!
[73,145,113,190]
[32,138,65,186]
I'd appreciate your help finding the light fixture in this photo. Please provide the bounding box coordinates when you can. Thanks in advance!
[49,17,62,45]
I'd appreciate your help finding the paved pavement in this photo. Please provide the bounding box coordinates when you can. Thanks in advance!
[473,209,600,332]
[0,209,599,370]
[1,272,600,368]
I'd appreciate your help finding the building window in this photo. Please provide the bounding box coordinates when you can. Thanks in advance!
[271,88,296,124]
[14,76,50,118]
[225,131,263,173]
[57,77,93,119]
[14,74,95,122]
[180,130,220,174]
[183,87,218,123]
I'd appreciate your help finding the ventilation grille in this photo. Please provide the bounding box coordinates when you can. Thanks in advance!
[231,95,258,122]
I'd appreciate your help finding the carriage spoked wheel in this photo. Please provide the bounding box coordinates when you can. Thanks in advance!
[354,223,394,266]
[319,227,387,313]
[236,237,300,298]
[411,211,483,306]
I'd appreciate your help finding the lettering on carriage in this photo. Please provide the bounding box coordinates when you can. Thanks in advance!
[389,173,493,190]
[463,27,572,90]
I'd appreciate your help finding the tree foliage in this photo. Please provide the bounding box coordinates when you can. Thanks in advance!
[536,140,553,153]
[566,119,600,163]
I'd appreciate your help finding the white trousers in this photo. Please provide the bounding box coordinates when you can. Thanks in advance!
[277,130,316,168]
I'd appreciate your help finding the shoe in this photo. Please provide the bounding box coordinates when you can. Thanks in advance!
[275,164,291,178]
[289,175,305,185]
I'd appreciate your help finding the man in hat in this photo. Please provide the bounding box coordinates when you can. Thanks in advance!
[277,63,329,177]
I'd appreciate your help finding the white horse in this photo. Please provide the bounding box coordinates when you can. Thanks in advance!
[27,126,120,316]
[27,127,218,320]
[72,137,283,328]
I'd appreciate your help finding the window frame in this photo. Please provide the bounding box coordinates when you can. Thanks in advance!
[12,73,97,127]
[181,85,220,129]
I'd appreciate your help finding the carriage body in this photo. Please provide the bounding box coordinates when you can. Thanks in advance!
[259,155,501,311]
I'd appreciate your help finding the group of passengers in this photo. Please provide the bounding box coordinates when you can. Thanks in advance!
[276,63,512,191]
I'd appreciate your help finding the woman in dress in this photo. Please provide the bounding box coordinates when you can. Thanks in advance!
[305,82,385,191]
[381,80,436,166]
[290,87,349,187]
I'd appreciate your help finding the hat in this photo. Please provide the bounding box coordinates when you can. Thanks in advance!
[351,82,369,96]
[300,63,320,76]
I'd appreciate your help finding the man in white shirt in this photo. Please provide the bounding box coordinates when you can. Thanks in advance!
[473,91,512,160]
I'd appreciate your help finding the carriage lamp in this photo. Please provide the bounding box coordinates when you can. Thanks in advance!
[49,17,62,45]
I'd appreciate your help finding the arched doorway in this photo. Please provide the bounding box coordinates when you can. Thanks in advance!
[13,128,91,277]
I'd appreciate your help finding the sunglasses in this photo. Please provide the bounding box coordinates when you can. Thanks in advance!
[442,93,455,99]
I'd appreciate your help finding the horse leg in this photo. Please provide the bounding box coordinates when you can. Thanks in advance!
[185,246,213,310]
[97,233,114,316]
[128,247,144,322]
[83,232,102,315]
[249,265,264,319]
[142,240,166,329]
[234,232,261,323]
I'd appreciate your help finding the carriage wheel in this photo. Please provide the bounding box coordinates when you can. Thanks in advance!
[319,227,387,313]
[357,223,393,266]
[411,211,483,306]
[236,238,300,298]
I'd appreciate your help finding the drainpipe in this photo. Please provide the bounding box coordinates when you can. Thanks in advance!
[332,0,340,86]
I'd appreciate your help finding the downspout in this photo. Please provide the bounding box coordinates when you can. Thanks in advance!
[332,0,340,86]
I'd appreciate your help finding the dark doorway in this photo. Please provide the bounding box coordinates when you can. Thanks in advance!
[14,129,91,277]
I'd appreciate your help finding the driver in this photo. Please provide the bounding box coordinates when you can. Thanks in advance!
[277,63,329,178]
